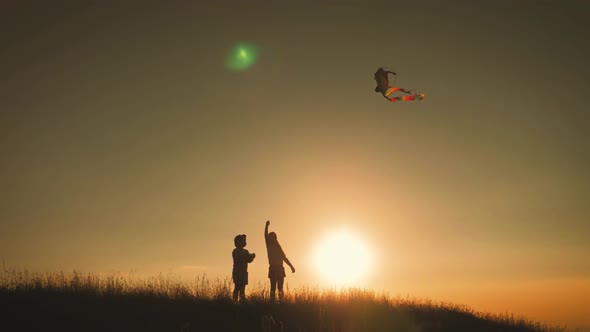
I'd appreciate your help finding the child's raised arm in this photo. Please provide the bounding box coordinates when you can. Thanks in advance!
[264,220,270,239]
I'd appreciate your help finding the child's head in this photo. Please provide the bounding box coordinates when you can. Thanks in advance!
[268,232,277,243]
[234,234,247,248]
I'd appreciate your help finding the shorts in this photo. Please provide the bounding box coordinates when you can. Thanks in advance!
[233,270,248,286]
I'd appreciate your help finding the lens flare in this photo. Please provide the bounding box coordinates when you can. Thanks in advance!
[225,43,259,71]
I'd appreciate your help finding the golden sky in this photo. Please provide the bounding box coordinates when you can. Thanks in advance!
[1,1,589,329]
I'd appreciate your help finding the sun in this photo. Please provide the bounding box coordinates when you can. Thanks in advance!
[312,227,374,287]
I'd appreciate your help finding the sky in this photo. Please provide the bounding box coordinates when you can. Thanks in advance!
[1,1,589,329]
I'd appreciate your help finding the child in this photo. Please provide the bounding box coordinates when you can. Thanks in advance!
[232,234,255,302]
[264,220,295,302]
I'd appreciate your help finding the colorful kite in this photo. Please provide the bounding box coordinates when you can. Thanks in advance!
[374,67,425,103]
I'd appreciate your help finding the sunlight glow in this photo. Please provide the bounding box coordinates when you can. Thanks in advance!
[312,227,374,287]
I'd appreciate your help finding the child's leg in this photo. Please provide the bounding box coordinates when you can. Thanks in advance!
[238,284,246,302]
[277,277,285,301]
[269,277,277,302]
[233,284,240,301]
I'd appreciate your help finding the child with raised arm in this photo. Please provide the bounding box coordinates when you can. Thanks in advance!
[264,220,295,303]
[232,234,255,302]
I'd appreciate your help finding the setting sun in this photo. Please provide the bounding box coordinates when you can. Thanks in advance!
[312,228,374,286]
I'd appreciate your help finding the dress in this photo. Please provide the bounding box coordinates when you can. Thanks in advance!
[266,240,286,279]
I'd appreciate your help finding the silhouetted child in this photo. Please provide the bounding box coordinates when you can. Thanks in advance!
[264,220,295,302]
[232,234,255,302]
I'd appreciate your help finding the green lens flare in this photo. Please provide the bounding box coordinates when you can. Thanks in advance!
[226,43,259,71]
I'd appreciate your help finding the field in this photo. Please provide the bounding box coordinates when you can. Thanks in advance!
[0,268,565,332]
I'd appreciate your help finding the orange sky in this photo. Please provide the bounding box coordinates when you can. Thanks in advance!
[1,1,589,329]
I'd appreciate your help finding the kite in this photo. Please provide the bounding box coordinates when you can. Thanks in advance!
[374,67,425,103]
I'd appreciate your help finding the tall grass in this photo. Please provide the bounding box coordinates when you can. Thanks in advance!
[0,267,566,332]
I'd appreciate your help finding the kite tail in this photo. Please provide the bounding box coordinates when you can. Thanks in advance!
[384,87,405,96]
[389,93,426,102]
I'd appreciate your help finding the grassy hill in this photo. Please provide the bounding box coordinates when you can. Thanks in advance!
[0,269,565,332]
